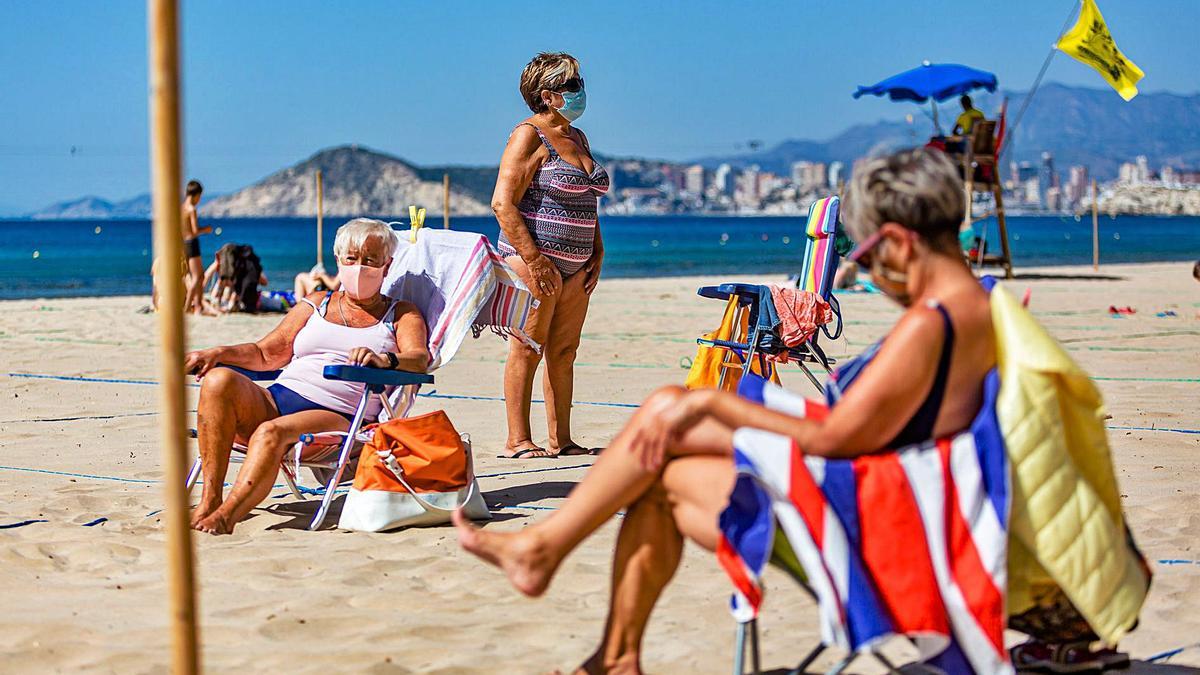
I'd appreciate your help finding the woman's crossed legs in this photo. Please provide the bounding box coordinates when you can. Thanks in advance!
[455,385,737,674]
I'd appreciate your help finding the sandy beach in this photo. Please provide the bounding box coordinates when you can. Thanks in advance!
[1,262,1197,673]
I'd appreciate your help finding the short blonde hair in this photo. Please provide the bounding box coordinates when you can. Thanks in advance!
[333,218,398,260]
[520,52,580,113]
[842,148,964,250]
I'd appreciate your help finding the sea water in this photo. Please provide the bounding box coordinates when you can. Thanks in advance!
[1,215,1197,300]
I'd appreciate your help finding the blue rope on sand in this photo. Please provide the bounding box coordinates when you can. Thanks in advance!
[0,519,50,529]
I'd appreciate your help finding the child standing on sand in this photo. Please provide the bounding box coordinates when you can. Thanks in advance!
[181,180,213,315]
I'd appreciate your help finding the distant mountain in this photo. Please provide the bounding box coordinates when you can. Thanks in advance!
[30,193,152,220]
[695,83,1200,181]
[201,145,491,218]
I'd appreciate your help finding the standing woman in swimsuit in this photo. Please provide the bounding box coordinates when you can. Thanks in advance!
[494,52,610,459]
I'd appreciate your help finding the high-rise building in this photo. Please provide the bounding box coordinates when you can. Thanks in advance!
[1118,162,1136,184]
[1065,165,1088,206]
[791,161,812,187]
[827,161,844,191]
[1161,166,1177,186]
[714,163,736,196]
[683,164,706,195]
[1038,152,1058,210]
[1135,155,1150,184]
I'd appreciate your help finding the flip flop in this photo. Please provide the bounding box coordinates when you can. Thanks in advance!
[498,446,556,459]
[554,444,603,457]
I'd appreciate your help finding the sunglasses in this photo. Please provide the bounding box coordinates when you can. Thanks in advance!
[847,229,884,269]
[552,76,585,93]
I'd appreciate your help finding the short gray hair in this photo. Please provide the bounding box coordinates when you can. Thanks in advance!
[842,148,964,249]
[333,218,398,260]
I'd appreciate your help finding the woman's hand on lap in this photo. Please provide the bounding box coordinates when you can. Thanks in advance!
[184,348,221,380]
[348,347,389,369]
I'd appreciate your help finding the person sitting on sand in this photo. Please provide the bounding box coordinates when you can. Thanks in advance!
[184,218,430,535]
[454,148,1135,674]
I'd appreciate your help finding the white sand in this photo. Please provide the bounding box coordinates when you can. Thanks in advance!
[1,262,1197,673]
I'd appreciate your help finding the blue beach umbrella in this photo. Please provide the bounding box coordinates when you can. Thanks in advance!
[854,61,998,134]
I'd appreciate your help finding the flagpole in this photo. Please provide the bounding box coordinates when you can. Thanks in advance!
[998,0,1081,164]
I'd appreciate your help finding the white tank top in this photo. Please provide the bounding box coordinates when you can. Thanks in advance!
[274,292,400,419]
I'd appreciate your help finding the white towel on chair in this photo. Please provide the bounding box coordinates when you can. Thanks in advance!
[382,228,539,370]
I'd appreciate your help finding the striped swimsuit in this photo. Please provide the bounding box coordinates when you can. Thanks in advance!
[497,123,610,277]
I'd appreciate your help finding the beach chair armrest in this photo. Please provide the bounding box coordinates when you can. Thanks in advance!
[698,283,759,305]
[215,365,284,381]
[322,364,434,393]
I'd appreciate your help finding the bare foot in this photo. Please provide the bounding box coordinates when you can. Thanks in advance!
[189,496,222,528]
[194,509,234,535]
[453,509,558,597]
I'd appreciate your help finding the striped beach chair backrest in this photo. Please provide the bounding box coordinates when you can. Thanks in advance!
[798,196,840,301]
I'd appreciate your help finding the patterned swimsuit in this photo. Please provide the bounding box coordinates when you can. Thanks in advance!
[497,123,610,277]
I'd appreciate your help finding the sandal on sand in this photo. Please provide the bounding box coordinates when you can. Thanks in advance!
[554,444,602,457]
[498,445,556,459]
[1011,641,1129,673]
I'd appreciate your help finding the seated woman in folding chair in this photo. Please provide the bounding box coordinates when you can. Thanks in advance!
[184,218,430,535]
[456,149,1134,673]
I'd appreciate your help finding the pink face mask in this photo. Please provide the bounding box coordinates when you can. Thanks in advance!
[337,262,387,300]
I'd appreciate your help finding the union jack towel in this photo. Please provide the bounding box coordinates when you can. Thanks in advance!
[718,374,1012,674]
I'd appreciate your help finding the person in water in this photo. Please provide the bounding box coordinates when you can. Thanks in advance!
[185,218,429,535]
[456,148,1006,673]
[493,52,610,459]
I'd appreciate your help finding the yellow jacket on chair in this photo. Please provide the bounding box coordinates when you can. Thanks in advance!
[991,282,1149,643]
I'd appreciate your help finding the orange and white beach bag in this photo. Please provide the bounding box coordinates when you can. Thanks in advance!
[338,410,490,532]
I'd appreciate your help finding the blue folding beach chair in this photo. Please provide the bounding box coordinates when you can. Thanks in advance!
[696,197,844,393]
[186,364,432,531]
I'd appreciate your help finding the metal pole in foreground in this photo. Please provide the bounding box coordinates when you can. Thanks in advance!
[316,170,324,267]
[1091,178,1099,270]
[148,0,200,672]
[443,173,450,229]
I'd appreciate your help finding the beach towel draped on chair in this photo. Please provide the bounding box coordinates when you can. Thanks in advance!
[720,373,1012,674]
[383,228,539,371]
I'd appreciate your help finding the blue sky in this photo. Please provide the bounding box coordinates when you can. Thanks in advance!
[2,0,1197,212]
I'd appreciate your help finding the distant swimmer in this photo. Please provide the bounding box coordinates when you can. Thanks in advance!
[181,180,214,315]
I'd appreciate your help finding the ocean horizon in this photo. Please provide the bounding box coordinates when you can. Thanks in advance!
[2,214,1198,300]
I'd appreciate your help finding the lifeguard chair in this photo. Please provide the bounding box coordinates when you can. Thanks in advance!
[960,119,1014,278]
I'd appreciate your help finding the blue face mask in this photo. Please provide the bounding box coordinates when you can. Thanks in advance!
[555,87,587,123]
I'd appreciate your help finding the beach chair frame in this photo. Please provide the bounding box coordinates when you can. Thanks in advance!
[695,197,844,394]
[184,363,433,530]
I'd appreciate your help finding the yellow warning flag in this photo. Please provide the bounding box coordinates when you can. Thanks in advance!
[1056,0,1145,101]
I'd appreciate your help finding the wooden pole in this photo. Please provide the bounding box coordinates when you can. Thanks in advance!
[1091,178,1099,270]
[148,0,199,672]
[443,173,450,229]
[316,170,324,268]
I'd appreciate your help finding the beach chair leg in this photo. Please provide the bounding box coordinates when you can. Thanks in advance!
[309,386,372,531]
[280,463,303,500]
[184,458,201,494]
[872,651,903,674]
[733,620,762,675]
[749,619,761,675]
[826,652,857,675]
[733,623,745,675]
[791,643,826,675]
[797,361,823,393]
